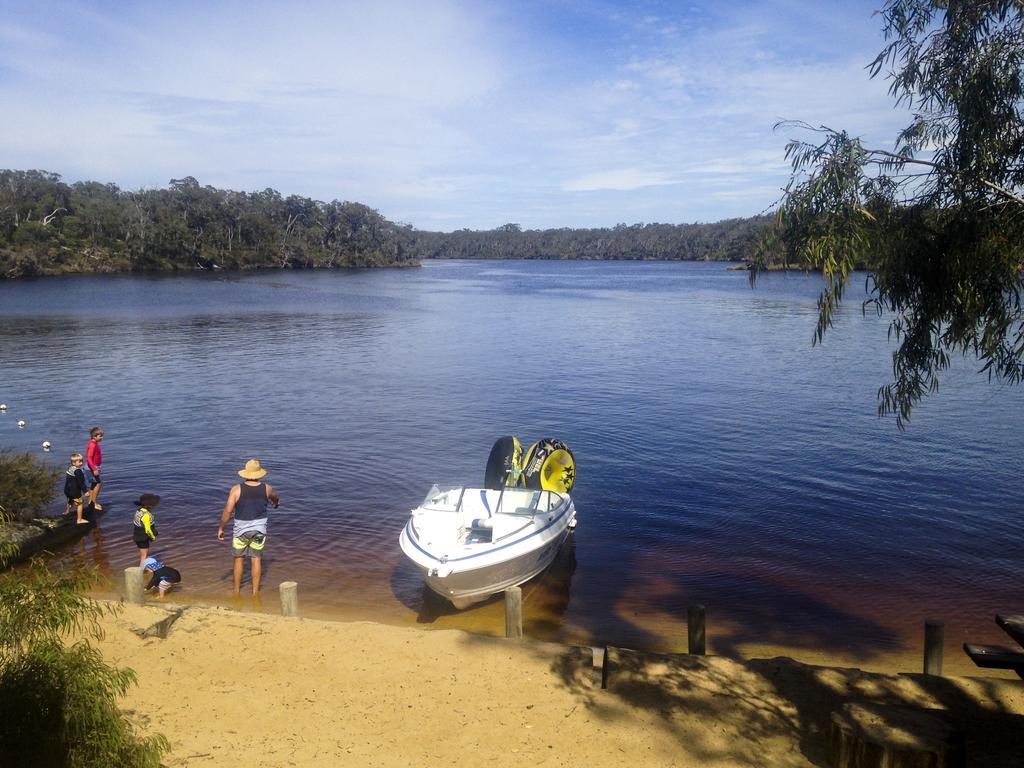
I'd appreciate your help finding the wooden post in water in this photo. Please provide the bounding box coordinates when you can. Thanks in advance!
[505,586,523,640]
[924,619,944,676]
[688,604,706,655]
[688,606,704,655]
[280,581,299,618]
[124,566,144,605]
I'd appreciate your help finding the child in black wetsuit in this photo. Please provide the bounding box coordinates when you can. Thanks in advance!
[63,453,89,524]
[142,555,181,599]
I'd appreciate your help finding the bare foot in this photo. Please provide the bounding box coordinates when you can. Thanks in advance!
[93,504,103,511]
[76,519,89,525]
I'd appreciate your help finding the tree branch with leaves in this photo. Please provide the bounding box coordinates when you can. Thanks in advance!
[758,0,1024,427]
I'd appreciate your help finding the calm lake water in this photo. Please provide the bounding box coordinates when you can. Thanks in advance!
[0,260,1021,668]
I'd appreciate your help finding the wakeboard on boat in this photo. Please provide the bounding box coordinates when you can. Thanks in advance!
[399,436,577,609]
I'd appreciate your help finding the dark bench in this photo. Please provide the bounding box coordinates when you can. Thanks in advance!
[996,614,1024,646]
[964,643,1024,670]
[963,614,1024,679]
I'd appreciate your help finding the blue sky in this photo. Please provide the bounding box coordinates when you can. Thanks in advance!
[0,1,905,231]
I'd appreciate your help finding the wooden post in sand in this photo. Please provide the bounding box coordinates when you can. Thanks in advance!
[591,646,608,689]
[688,604,706,655]
[505,587,523,640]
[280,581,299,617]
[124,566,144,605]
[923,619,944,676]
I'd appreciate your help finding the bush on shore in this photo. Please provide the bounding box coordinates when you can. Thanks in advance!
[0,452,169,767]
[0,449,60,522]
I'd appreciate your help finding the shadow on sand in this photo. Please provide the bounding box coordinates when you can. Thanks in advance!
[453,632,1024,767]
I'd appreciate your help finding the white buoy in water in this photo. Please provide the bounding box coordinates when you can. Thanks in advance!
[17,419,26,428]
[0,403,6,411]
[42,441,51,452]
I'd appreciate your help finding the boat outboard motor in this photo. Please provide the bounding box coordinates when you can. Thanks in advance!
[483,436,523,489]
[522,438,575,493]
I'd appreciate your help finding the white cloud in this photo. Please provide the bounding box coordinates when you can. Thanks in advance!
[625,58,688,88]
[0,0,910,230]
[562,168,680,192]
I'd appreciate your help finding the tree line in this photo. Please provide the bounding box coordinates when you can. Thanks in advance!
[403,218,772,262]
[0,170,418,278]
[0,169,778,279]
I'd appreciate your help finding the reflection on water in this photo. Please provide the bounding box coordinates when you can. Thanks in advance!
[1,262,1022,669]
[522,536,578,640]
[82,523,111,575]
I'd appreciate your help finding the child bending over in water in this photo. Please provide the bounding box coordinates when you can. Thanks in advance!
[142,555,181,599]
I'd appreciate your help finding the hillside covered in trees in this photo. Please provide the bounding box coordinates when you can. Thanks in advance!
[0,170,772,279]
[0,170,417,278]
[405,218,770,262]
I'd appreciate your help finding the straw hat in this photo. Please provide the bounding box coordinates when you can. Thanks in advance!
[238,458,268,480]
[134,493,161,508]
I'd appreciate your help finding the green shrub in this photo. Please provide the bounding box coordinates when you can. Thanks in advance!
[0,639,169,767]
[0,486,169,767]
[11,221,53,246]
[0,450,60,522]
[0,249,46,279]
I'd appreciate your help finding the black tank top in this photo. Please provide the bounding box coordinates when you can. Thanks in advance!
[235,482,269,521]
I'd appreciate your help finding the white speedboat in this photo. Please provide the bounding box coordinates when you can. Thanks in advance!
[399,484,577,609]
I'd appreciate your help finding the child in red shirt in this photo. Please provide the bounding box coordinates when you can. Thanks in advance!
[86,426,104,511]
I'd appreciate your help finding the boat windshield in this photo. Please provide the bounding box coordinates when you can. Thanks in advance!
[493,488,554,515]
[419,484,463,509]
[416,485,565,517]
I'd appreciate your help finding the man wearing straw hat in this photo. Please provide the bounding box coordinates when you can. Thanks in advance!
[217,458,281,595]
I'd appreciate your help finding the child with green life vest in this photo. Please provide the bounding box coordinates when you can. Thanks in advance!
[132,494,161,566]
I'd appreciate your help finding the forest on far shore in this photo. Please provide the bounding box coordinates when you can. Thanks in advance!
[0,169,774,279]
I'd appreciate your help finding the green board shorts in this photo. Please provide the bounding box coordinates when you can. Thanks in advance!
[232,530,267,558]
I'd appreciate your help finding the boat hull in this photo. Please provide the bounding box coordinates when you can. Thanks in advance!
[399,487,576,609]
[423,526,570,608]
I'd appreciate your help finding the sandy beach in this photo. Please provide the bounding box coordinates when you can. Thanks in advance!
[88,601,1024,768]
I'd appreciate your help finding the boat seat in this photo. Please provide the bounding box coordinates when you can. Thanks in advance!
[465,518,493,543]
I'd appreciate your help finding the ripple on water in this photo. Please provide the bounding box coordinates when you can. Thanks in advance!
[1,260,1021,666]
